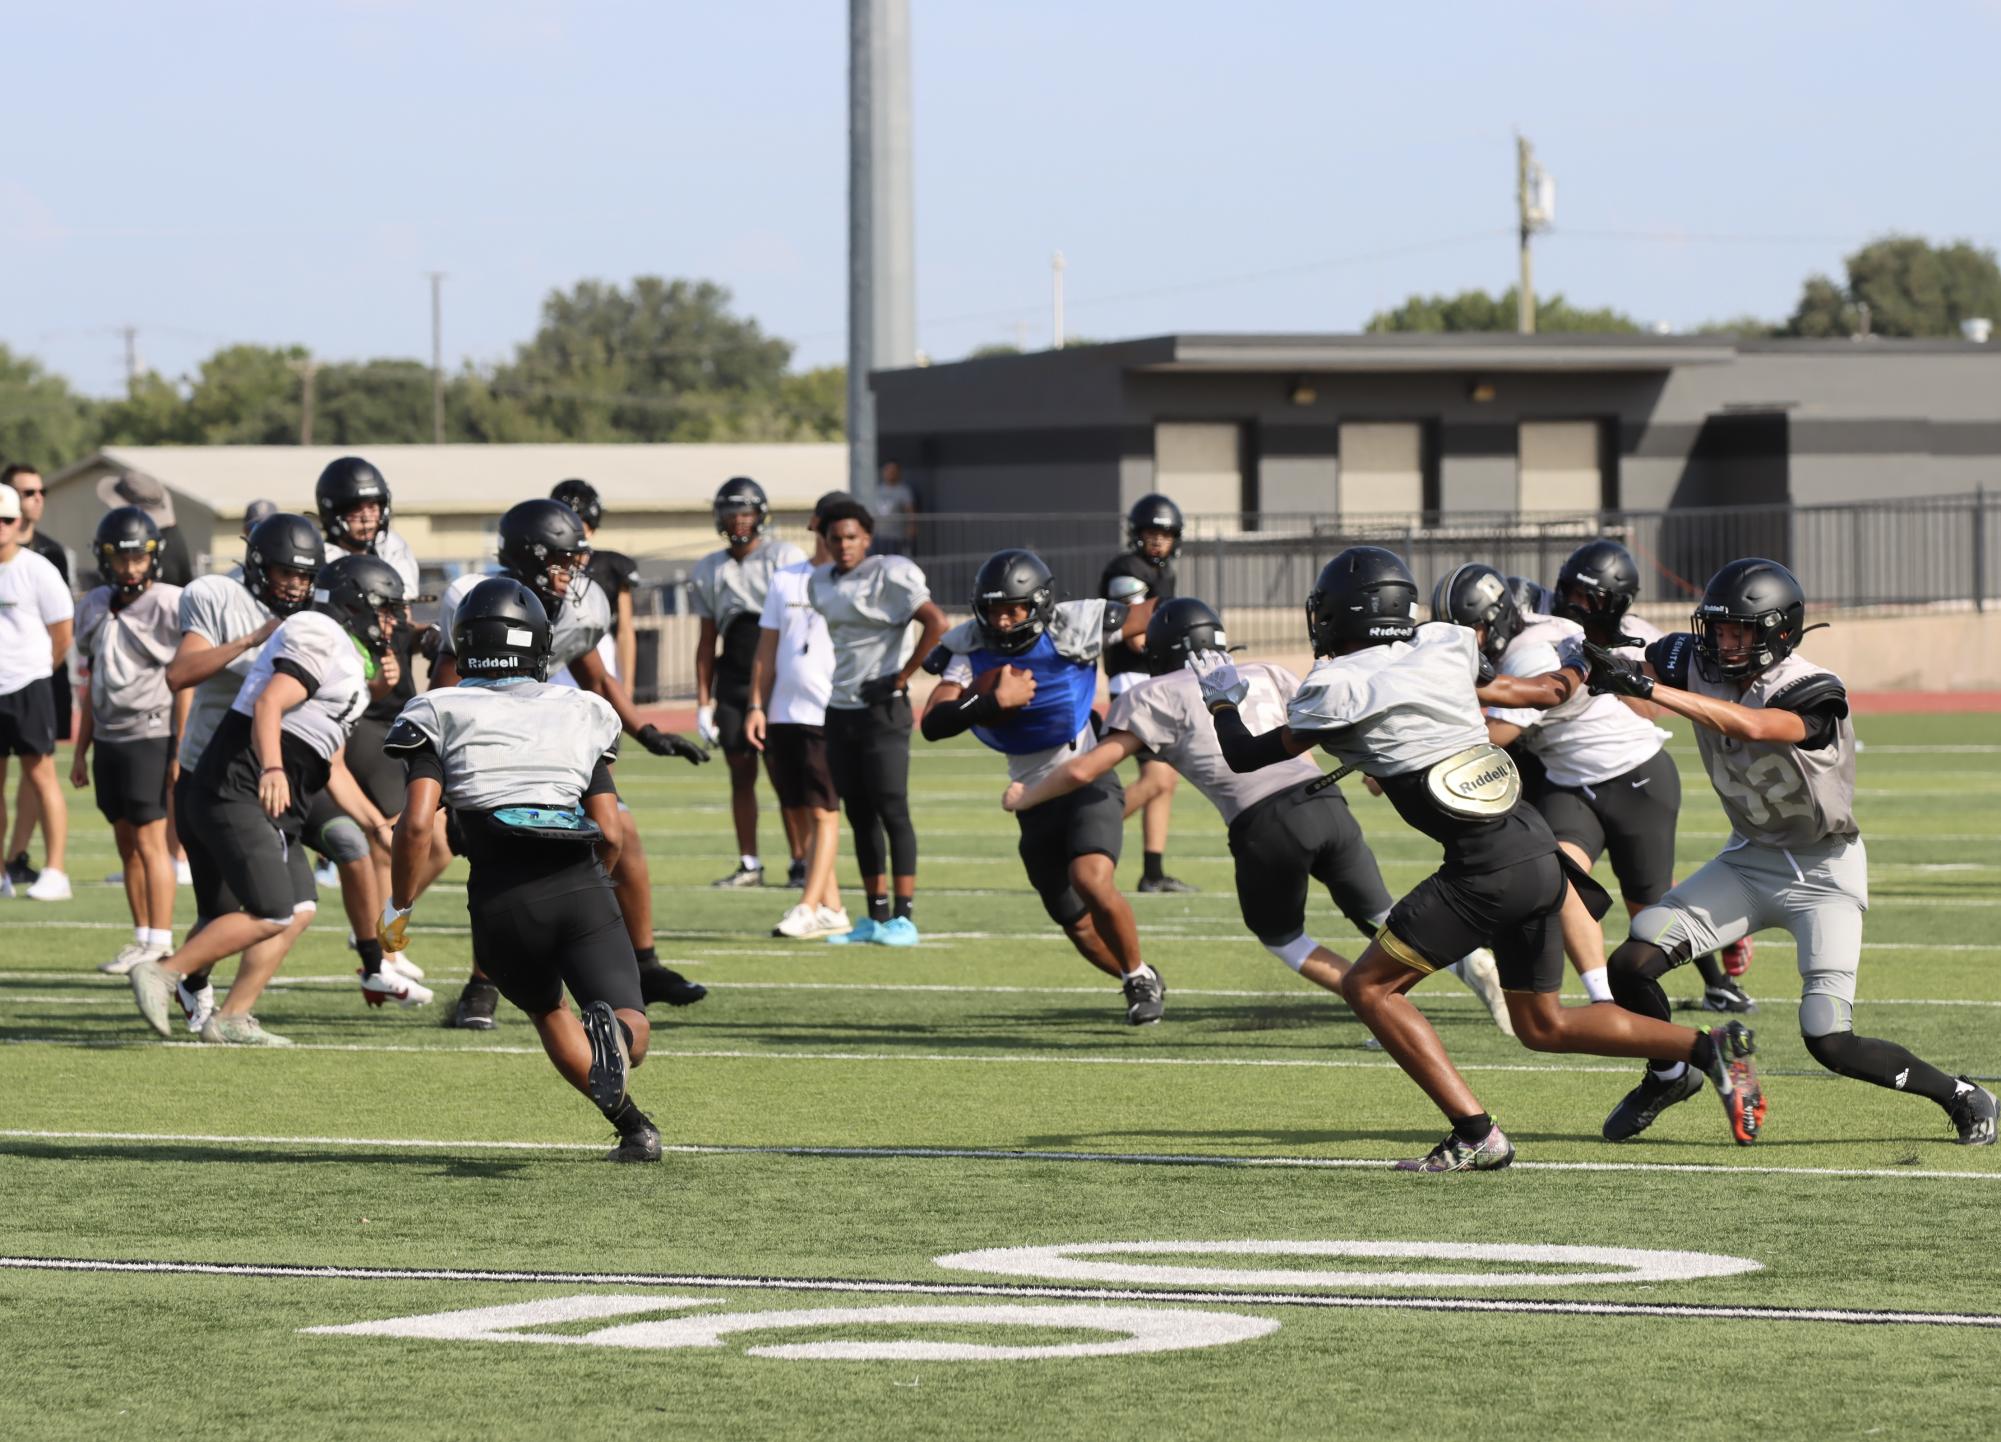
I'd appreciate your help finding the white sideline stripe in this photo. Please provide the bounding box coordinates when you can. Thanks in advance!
[2,1131,1998,1186]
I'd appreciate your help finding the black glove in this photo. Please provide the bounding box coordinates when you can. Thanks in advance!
[414,624,442,663]
[858,675,907,705]
[1475,654,1497,687]
[1580,641,1654,699]
[637,725,710,763]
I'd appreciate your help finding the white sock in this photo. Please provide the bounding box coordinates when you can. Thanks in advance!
[741,854,761,871]
[134,926,149,945]
[1650,1062,1688,1083]
[1581,968,1613,1003]
[145,928,173,948]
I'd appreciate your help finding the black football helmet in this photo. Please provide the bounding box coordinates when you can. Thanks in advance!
[451,576,553,681]
[1306,546,1419,657]
[1431,563,1524,662]
[971,549,1056,658]
[1692,558,1808,682]
[1127,493,1184,559]
[312,553,406,657]
[715,476,770,543]
[551,478,603,531]
[1555,539,1642,640]
[497,499,591,616]
[314,456,391,545]
[1505,574,1552,617]
[1145,597,1230,676]
[245,513,326,616]
[93,506,161,599]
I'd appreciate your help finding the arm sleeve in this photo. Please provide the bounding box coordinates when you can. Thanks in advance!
[920,687,1002,742]
[1211,704,1300,774]
[584,758,617,797]
[399,740,445,787]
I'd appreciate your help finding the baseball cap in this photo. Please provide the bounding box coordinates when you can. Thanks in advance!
[0,484,19,520]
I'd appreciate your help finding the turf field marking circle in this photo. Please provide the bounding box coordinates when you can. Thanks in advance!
[933,1240,1764,1290]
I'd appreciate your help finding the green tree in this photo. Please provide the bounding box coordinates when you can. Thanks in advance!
[96,371,191,445]
[1365,287,1642,334]
[1786,235,2001,338]
[184,344,307,444]
[315,359,438,444]
[1690,314,1781,338]
[0,345,96,470]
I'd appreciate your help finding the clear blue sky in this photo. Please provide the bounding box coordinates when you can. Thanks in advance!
[10,0,1999,397]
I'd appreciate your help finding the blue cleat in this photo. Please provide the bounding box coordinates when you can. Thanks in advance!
[874,917,920,947]
[826,917,884,946]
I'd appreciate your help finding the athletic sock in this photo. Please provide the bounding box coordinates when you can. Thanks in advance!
[133,926,149,946]
[1815,1032,1963,1104]
[146,928,173,948]
[355,938,384,978]
[187,966,214,989]
[868,895,891,924]
[601,1096,652,1132]
[634,946,660,969]
[1142,851,1165,884]
[1450,1112,1493,1144]
[1650,1062,1689,1083]
[1580,967,1613,1003]
[892,896,913,922]
[741,854,760,872]
[1693,953,1728,988]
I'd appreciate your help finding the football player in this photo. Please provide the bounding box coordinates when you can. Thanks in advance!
[1100,493,1193,894]
[809,499,948,945]
[1198,546,1765,1172]
[550,478,640,687]
[381,578,662,1162]
[689,477,808,889]
[432,499,708,1028]
[130,554,409,1044]
[921,549,1164,1024]
[1583,559,1997,1145]
[1003,596,1512,1035]
[70,508,187,974]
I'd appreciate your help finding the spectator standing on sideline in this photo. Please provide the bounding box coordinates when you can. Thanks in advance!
[95,474,193,586]
[2,464,73,893]
[872,460,917,557]
[0,482,74,900]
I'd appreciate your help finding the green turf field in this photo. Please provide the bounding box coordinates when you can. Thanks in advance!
[2,712,1997,1441]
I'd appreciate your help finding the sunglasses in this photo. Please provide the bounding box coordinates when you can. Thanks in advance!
[0,517,18,527]
[11,488,42,498]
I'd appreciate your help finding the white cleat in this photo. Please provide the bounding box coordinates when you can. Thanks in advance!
[200,1013,293,1047]
[100,942,158,976]
[360,969,435,1008]
[25,869,72,901]
[382,952,424,981]
[178,977,216,1034]
[1450,949,1516,1038]
[814,906,852,936]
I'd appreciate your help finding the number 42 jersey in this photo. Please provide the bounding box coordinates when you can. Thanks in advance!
[1648,633,1857,850]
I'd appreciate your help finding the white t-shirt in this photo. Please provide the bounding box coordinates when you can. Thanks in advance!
[1484,614,1666,789]
[0,547,75,696]
[758,560,833,725]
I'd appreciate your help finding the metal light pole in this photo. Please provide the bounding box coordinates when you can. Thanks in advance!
[848,0,916,506]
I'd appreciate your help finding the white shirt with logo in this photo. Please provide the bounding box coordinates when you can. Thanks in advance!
[0,547,75,696]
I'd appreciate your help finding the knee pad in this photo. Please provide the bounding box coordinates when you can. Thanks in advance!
[316,815,370,865]
[1609,936,1675,983]
[1262,933,1320,974]
[1799,992,1853,1040]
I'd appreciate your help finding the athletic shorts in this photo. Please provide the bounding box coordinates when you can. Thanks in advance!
[1535,747,1680,906]
[1631,836,1867,1015]
[178,776,316,924]
[713,695,755,756]
[50,663,72,745]
[1228,779,1393,946]
[467,866,642,1017]
[343,716,408,818]
[0,678,57,758]
[765,722,837,811]
[825,696,913,801]
[1016,774,1124,926]
[1379,850,1569,994]
[301,788,372,865]
[93,736,171,826]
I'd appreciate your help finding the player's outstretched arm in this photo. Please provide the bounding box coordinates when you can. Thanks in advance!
[571,646,707,762]
[1006,731,1142,813]
[1477,668,1580,710]
[1641,683,1808,744]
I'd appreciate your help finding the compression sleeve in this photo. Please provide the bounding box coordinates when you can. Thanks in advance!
[1211,705,1300,774]
[920,687,1003,742]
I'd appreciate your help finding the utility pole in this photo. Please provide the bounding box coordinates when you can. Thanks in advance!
[428,271,446,444]
[847,0,916,506]
[1516,133,1554,334]
[120,325,139,395]
[291,358,320,446]
[1051,251,1066,350]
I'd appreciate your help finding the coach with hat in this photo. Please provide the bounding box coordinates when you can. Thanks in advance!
[95,473,193,587]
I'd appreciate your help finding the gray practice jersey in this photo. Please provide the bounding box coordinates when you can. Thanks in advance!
[1485,613,1665,789]
[388,680,622,812]
[73,583,183,742]
[809,554,931,709]
[1651,635,1858,849]
[230,609,371,762]
[370,528,422,598]
[1109,663,1323,823]
[1287,623,1490,777]
[437,572,611,672]
[689,540,807,631]
[177,573,273,767]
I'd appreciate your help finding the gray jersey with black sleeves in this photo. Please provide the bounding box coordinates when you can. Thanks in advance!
[689,540,807,631]
[177,573,273,768]
[229,609,371,762]
[369,528,422,598]
[387,681,622,812]
[1650,635,1857,848]
[1285,623,1491,778]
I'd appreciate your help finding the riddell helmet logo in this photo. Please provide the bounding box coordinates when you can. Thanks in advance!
[462,655,519,669]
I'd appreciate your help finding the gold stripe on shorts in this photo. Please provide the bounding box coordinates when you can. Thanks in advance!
[1375,926,1440,975]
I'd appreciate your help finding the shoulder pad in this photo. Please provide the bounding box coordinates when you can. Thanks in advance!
[1766,670,1848,719]
[920,642,953,676]
[381,713,434,756]
[1646,632,1697,689]
[1050,599,1109,662]
[1101,600,1129,635]
[1104,573,1149,605]
[933,619,981,662]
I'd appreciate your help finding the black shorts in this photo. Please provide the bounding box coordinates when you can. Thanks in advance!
[1228,780,1393,946]
[50,663,72,745]
[0,678,57,757]
[94,736,171,825]
[765,722,837,810]
[343,716,409,818]
[1535,747,1680,906]
[1380,851,1569,994]
[825,696,912,802]
[1016,775,1124,925]
[467,866,641,1017]
[713,694,755,756]
[179,777,315,924]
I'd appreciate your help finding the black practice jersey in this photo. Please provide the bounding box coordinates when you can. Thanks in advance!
[1099,551,1175,681]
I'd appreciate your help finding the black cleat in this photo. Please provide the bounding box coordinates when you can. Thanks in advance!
[1701,981,1757,1014]
[6,850,38,887]
[639,962,707,1008]
[1123,966,1165,1026]
[1946,1077,1998,1146]
[1602,1065,1705,1141]
[1136,874,1196,894]
[711,863,765,889]
[580,1000,629,1111]
[786,857,807,888]
[445,979,500,1031]
[607,1122,663,1163]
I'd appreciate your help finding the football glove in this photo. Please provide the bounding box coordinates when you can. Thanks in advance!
[1188,649,1248,710]
[1580,641,1655,699]
[857,674,906,705]
[378,901,413,953]
[637,725,710,763]
[695,703,720,747]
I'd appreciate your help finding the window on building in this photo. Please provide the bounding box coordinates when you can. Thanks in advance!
[1154,423,1246,530]
[1338,422,1425,520]
[1517,420,1607,514]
